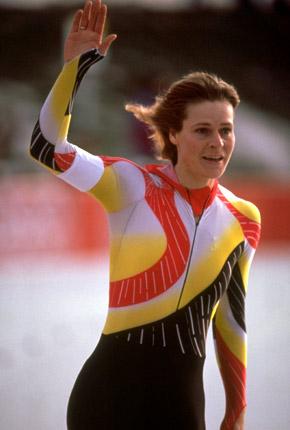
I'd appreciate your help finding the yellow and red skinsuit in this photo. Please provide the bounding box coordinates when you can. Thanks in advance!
[30,49,261,429]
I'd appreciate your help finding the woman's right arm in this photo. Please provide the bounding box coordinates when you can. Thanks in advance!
[30,0,117,192]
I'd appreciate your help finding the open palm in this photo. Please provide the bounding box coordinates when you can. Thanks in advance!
[64,0,117,62]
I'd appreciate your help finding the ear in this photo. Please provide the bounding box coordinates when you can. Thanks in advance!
[169,129,178,146]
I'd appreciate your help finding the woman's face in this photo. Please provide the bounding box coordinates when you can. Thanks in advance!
[170,100,235,189]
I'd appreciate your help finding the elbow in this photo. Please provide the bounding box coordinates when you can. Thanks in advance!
[29,120,56,170]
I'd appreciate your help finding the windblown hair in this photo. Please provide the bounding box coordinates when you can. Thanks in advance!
[125,72,240,165]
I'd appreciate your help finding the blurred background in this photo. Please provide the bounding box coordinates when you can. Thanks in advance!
[1,0,290,429]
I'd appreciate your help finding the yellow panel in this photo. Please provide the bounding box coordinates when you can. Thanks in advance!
[103,288,180,334]
[237,251,251,293]
[110,234,167,281]
[230,199,261,224]
[215,311,247,366]
[51,58,79,123]
[58,114,71,142]
[179,220,244,308]
[90,166,123,212]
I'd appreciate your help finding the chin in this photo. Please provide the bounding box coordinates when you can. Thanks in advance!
[204,168,225,181]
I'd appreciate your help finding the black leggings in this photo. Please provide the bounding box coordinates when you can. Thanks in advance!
[67,335,206,430]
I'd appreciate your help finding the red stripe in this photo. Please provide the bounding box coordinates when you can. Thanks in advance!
[109,174,190,307]
[215,328,246,429]
[217,189,261,248]
[101,155,131,167]
[54,152,76,171]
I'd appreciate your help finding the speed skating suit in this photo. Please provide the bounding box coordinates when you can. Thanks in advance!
[30,49,261,430]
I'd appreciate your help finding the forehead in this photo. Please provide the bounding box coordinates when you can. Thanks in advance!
[184,100,234,124]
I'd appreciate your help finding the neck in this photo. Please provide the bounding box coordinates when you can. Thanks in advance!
[174,164,214,190]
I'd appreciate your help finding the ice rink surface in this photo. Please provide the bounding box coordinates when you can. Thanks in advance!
[1,248,290,430]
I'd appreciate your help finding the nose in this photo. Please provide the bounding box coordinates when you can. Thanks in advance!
[210,131,224,148]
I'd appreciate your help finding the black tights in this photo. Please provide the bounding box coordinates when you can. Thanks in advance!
[67,335,206,430]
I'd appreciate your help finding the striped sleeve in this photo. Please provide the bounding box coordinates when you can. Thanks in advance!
[29,49,105,190]
[213,201,261,429]
[29,49,146,211]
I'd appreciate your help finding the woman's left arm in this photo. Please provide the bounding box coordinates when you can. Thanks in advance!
[213,205,261,430]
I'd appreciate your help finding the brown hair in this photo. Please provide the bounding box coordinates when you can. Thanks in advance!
[125,71,240,165]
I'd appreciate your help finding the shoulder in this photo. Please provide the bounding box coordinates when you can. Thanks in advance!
[100,155,144,171]
[217,184,261,224]
[99,155,148,180]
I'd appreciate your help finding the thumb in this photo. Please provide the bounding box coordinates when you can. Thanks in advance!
[99,34,117,56]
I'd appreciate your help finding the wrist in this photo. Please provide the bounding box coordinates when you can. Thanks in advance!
[64,48,104,66]
[221,406,246,430]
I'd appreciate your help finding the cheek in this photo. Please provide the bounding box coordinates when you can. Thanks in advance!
[227,138,235,156]
[177,137,193,157]
[232,134,236,148]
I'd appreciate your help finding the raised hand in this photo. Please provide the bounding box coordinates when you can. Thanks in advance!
[64,0,117,62]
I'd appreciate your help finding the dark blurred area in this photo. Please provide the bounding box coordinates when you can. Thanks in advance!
[1,2,290,110]
[1,0,290,174]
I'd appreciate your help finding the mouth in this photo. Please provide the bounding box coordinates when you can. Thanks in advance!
[202,155,224,162]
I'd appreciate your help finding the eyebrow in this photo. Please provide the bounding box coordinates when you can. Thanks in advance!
[192,122,233,127]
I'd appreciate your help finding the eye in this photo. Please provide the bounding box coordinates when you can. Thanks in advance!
[195,127,210,136]
[220,127,232,137]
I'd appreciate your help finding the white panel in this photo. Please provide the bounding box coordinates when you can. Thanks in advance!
[59,148,104,192]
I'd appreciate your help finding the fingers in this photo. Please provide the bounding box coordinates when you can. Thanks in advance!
[78,1,106,41]
[70,9,83,33]
[68,0,116,56]
[88,0,101,31]
[94,3,107,43]
[95,2,117,55]
[79,0,92,30]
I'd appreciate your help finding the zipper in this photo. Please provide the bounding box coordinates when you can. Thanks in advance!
[175,190,211,311]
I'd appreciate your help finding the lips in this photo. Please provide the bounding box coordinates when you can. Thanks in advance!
[202,155,224,161]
